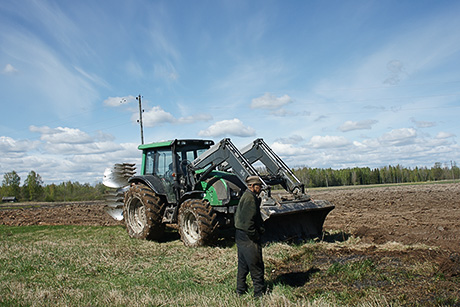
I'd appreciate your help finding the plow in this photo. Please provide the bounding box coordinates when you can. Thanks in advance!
[103,138,334,246]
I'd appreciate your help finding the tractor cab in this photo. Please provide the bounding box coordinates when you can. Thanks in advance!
[136,139,215,202]
[140,139,214,177]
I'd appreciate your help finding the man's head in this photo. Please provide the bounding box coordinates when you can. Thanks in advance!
[246,176,262,195]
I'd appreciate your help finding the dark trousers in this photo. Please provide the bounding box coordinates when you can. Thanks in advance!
[235,229,265,296]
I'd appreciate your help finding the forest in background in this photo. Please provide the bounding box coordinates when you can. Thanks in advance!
[1,170,107,202]
[293,162,459,188]
[1,162,458,202]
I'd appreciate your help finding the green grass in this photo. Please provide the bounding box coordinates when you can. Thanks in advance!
[0,225,458,306]
[1,225,248,306]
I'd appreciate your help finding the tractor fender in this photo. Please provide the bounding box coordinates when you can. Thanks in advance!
[128,175,168,198]
[179,190,205,204]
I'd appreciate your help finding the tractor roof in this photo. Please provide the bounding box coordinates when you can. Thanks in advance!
[138,140,173,150]
[138,139,214,150]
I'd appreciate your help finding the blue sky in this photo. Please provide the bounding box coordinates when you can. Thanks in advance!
[1,0,459,184]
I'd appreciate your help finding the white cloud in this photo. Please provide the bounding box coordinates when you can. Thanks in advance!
[177,114,213,124]
[379,128,417,146]
[198,119,256,137]
[27,126,121,157]
[270,142,307,156]
[275,135,305,145]
[383,59,406,85]
[104,98,213,127]
[251,93,292,109]
[30,126,94,144]
[309,135,351,149]
[314,115,329,122]
[0,136,38,153]
[140,106,177,127]
[339,120,378,132]
[0,129,140,184]
[436,131,456,139]
[41,141,124,155]
[2,64,18,74]
[94,131,115,142]
[411,118,436,128]
[138,105,214,127]
[269,108,290,117]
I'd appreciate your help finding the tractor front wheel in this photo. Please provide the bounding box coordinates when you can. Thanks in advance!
[178,199,217,247]
[123,183,165,240]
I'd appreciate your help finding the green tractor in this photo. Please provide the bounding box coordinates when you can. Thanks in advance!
[103,138,334,247]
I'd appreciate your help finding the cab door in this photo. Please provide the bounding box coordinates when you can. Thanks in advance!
[144,148,176,202]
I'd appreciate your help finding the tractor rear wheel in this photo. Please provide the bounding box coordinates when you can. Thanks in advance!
[123,183,165,240]
[178,199,217,247]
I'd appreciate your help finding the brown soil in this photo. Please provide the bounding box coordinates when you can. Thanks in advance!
[310,182,460,253]
[2,183,458,252]
[1,183,459,252]
[0,201,123,227]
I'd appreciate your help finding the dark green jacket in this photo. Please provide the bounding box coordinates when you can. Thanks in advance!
[234,189,264,238]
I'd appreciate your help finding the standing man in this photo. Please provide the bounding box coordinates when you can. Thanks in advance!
[234,175,266,297]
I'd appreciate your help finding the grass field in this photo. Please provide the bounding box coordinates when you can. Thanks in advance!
[1,223,458,306]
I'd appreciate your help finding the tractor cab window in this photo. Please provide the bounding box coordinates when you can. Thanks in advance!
[144,149,173,180]
[176,150,193,176]
[197,148,207,157]
[144,151,155,175]
[185,151,195,162]
[177,148,208,176]
[156,149,173,179]
[180,148,208,162]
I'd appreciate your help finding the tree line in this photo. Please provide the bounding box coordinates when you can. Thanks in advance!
[292,162,459,188]
[1,162,458,202]
[1,170,108,202]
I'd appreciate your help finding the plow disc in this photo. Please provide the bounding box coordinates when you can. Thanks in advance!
[260,199,334,243]
[102,163,136,221]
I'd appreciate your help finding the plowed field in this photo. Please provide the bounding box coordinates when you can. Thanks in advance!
[313,182,460,253]
[1,183,459,252]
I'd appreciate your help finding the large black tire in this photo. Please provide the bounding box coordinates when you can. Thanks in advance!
[123,183,165,241]
[178,199,217,247]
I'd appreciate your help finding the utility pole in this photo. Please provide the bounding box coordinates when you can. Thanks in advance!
[136,94,144,144]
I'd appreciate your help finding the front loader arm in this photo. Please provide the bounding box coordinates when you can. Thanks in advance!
[240,139,305,195]
[188,138,265,188]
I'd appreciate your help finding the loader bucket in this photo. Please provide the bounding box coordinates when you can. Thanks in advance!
[260,199,334,243]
